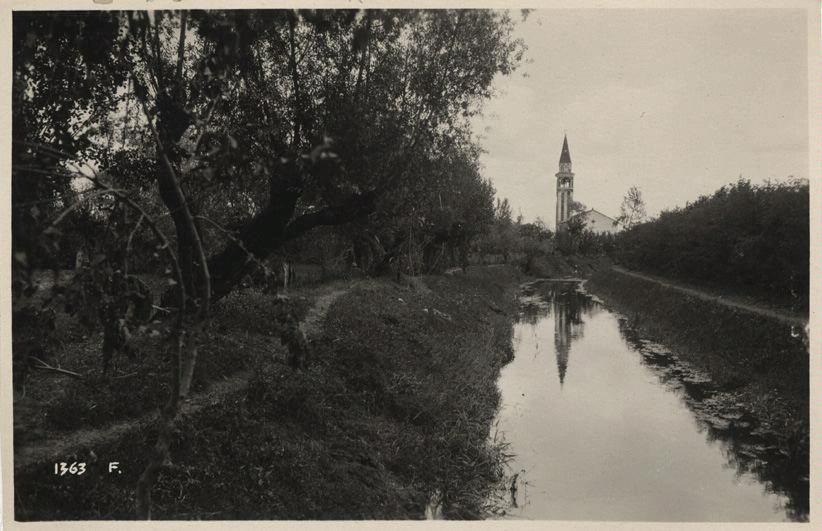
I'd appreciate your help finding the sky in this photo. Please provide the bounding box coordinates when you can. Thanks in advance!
[472,9,808,228]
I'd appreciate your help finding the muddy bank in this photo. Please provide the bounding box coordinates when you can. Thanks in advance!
[15,265,521,520]
[586,268,808,518]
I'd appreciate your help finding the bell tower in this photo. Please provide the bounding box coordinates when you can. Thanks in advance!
[555,134,574,230]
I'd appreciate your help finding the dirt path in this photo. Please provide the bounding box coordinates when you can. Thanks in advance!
[610,266,807,327]
[14,284,352,474]
[298,286,350,337]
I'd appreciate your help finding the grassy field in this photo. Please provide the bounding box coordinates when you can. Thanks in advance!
[14,265,522,520]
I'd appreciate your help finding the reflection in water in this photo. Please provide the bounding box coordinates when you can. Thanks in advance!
[616,320,809,521]
[492,280,807,521]
[552,284,594,386]
[521,281,598,387]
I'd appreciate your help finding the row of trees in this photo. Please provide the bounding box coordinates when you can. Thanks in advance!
[475,197,617,271]
[478,178,808,315]
[12,9,526,517]
[612,179,809,310]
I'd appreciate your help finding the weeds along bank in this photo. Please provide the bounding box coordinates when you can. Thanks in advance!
[15,265,522,520]
[586,268,808,459]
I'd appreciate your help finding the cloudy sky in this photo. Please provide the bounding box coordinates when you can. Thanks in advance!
[473,9,808,227]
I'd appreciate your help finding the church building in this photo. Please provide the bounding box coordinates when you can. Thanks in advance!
[555,135,621,235]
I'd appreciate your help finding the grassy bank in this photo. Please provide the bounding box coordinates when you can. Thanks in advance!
[586,267,808,515]
[587,268,808,418]
[15,265,521,520]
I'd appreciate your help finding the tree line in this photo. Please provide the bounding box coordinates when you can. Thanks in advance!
[612,179,808,311]
[478,179,808,314]
[474,197,616,272]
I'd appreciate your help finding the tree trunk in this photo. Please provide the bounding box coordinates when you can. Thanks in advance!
[206,186,377,302]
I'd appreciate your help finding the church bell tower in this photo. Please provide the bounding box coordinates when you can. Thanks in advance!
[555,135,574,230]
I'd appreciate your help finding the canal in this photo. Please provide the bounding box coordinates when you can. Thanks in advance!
[491,279,806,521]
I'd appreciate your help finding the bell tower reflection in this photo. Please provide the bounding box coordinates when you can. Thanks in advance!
[550,283,594,387]
[516,281,599,388]
[554,304,570,385]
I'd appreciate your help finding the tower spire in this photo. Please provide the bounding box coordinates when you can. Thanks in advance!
[559,134,571,164]
[555,134,575,230]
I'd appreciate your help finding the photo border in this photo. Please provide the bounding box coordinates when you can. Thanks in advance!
[1,1,818,529]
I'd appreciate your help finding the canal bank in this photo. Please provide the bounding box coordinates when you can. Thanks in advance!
[15,265,523,520]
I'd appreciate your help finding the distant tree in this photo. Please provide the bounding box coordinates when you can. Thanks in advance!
[495,197,513,226]
[557,215,586,255]
[534,217,550,235]
[617,186,647,229]
[568,199,587,217]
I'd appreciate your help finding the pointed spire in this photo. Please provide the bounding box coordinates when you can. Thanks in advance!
[556,345,568,386]
[559,134,571,164]
[553,298,570,388]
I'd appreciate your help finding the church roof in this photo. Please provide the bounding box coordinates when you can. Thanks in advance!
[567,208,620,224]
[559,134,571,164]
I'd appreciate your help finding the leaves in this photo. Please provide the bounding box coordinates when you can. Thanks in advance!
[14,8,528,300]
[615,179,809,311]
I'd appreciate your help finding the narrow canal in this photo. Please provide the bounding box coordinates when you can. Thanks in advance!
[491,279,806,521]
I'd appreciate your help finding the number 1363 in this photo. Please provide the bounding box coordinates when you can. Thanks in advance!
[54,462,86,475]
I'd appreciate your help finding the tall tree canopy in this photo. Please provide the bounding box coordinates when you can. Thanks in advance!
[13,9,525,300]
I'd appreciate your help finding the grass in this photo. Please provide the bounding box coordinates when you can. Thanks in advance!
[12,282,315,445]
[14,265,522,520]
[587,269,808,414]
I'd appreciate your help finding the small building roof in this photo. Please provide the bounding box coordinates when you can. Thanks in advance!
[562,208,621,226]
[583,208,619,223]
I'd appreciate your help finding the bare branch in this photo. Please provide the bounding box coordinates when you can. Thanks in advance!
[46,189,116,228]
[29,357,85,379]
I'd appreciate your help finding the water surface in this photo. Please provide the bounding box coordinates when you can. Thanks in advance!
[493,279,805,521]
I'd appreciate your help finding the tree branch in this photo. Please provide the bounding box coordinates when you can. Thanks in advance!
[206,187,376,302]
[29,357,85,379]
[284,191,377,240]
[134,79,211,318]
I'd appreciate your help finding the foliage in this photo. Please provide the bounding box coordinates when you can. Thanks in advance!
[475,200,616,272]
[12,8,526,518]
[613,179,808,311]
[568,199,587,217]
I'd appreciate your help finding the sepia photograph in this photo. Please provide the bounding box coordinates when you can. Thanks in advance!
[4,2,816,525]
